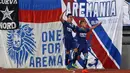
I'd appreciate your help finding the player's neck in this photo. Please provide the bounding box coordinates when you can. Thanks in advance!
[81,27,85,29]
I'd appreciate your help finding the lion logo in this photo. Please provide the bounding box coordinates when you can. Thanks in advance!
[7,24,36,67]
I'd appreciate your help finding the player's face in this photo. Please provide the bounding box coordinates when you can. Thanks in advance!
[67,15,73,22]
[81,22,87,28]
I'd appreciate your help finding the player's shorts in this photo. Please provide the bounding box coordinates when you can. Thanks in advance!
[78,41,88,54]
[63,37,78,51]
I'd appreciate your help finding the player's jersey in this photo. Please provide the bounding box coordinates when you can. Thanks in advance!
[75,27,90,43]
[62,21,76,39]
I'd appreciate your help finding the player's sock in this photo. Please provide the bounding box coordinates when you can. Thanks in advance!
[83,53,88,69]
[83,59,88,69]
[65,54,69,65]
[72,52,79,64]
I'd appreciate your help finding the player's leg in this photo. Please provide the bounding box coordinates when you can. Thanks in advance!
[71,48,79,68]
[83,53,88,69]
[73,48,78,63]
[71,40,80,68]
[82,43,89,73]
[82,52,88,73]
[65,50,70,65]
[88,47,98,68]
[66,39,79,69]
[63,38,71,66]
[64,38,79,70]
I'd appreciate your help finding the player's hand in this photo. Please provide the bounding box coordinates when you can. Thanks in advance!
[98,22,102,25]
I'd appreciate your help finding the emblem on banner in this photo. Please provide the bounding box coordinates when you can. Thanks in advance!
[7,24,36,67]
[0,0,19,30]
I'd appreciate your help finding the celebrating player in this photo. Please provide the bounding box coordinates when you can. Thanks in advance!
[74,20,102,73]
[59,10,79,69]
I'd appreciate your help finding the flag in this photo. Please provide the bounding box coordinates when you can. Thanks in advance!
[0,0,122,69]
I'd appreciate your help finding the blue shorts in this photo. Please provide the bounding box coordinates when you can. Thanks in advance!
[63,37,78,51]
[78,41,88,54]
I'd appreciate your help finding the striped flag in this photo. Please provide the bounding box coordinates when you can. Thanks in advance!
[0,0,123,69]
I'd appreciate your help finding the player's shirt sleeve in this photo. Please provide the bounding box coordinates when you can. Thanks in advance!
[71,24,77,31]
[61,20,66,26]
[75,26,90,33]
[85,28,90,33]
[75,26,80,32]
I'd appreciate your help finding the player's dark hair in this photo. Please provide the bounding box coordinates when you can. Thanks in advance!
[67,13,72,18]
[79,20,86,25]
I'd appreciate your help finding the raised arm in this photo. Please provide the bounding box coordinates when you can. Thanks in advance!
[59,10,66,22]
[90,22,102,30]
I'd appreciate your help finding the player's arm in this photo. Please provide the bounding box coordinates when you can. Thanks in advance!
[59,10,66,22]
[73,25,80,32]
[75,26,84,32]
[89,22,102,30]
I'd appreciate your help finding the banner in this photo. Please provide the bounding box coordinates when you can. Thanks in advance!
[0,0,19,30]
[0,0,123,69]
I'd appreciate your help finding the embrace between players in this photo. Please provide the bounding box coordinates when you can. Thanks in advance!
[60,10,102,72]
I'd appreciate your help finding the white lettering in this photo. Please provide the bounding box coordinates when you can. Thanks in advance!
[0,22,17,29]
[66,1,116,17]
[79,3,85,17]
[72,2,78,17]
[0,0,17,4]
[66,2,71,14]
